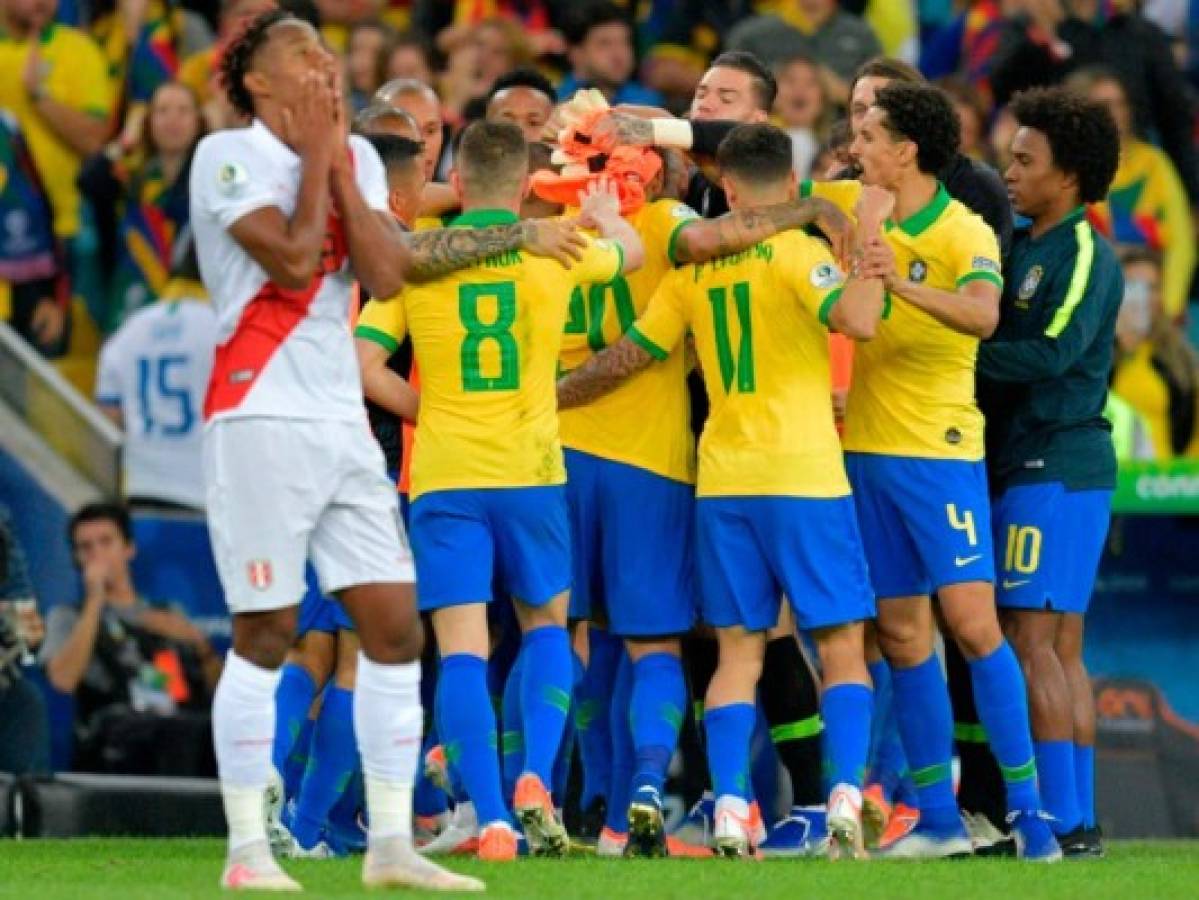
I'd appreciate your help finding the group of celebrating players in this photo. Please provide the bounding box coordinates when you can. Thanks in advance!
[190,7,1124,891]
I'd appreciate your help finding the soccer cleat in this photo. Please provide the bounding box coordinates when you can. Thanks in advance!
[963,811,1015,857]
[220,840,302,891]
[413,812,451,847]
[746,801,767,848]
[264,776,289,859]
[419,802,479,857]
[826,783,867,860]
[664,836,717,858]
[861,785,891,850]
[878,801,920,849]
[712,795,754,858]
[477,821,520,862]
[671,792,715,848]
[1009,810,1064,863]
[877,821,974,859]
[277,831,336,860]
[625,787,667,858]
[1060,825,1104,859]
[423,745,450,793]
[514,774,570,857]
[596,827,628,858]
[363,835,485,891]
[760,806,828,858]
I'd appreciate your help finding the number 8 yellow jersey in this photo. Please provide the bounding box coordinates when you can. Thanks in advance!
[355,208,623,500]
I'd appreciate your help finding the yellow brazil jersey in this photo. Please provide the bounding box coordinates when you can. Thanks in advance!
[0,24,112,238]
[631,231,850,499]
[356,208,623,500]
[802,179,1003,461]
[558,198,699,484]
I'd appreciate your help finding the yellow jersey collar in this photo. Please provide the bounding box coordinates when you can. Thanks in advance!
[450,208,520,229]
[887,181,952,238]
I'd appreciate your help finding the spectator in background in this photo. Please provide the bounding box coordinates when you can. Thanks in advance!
[415,0,567,61]
[485,67,557,143]
[79,80,203,332]
[1111,248,1199,459]
[726,0,882,104]
[0,502,49,775]
[95,248,215,512]
[772,53,833,178]
[989,0,1199,207]
[0,0,113,280]
[376,77,447,182]
[346,19,395,113]
[179,0,277,130]
[384,29,435,85]
[440,17,536,125]
[558,1,663,106]
[1070,68,1196,321]
[938,75,994,165]
[810,118,853,180]
[41,502,220,776]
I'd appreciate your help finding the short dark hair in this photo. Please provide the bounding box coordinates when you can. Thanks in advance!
[278,0,320,29]
[365,133,424,174]
[220,8,296,119]
[1120,245,1162,272]
[1010,86,1120,204]
[853,56,924,92]
[709,50,777,112]
[563,0,629,47]
[716,123,793,186]
[487,67,557,105]
[69,502,132,547]
[872,82,960,175]
[455,121,528,189]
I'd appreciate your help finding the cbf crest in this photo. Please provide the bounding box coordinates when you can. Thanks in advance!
[908,259,928,283]
[1017,265,1043,307]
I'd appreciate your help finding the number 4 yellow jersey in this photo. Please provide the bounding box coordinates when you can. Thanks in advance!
[630,231,850,499]
[356,208,623,500]
[558,198,700,484]
[802,179,1003,461]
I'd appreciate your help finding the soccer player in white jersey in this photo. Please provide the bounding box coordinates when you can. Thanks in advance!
[190,9,583,891]
[95,252,216,511]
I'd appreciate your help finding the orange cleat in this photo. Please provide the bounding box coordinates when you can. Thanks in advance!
[879,801,920,848]
[862,784,892,849]
[477,821,519,862]
[514,774,569,857]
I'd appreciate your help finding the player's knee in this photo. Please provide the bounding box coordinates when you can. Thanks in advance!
[951,615,1004,661]
[875,615,929,666]
[362,615,424,665]
[233,621,294,670]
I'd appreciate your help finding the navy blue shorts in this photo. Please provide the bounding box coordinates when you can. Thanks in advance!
[695,495,875,632]
[565,449,695,637]
[845,453,995,599]
[297,564,353,634]
[410,486,571,612]
[992,482,1112,614]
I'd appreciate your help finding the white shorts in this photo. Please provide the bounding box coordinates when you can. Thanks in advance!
[204,417,414,615]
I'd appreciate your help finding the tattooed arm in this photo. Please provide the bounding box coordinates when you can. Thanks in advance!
[402,218,587,283]
[672,197,852,266]
[557,336,656,410]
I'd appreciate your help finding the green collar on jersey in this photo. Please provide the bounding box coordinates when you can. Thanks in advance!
[450,208,521,229]
[888,181,952,238]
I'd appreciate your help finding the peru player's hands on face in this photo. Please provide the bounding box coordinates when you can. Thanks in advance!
[282,70,340,165]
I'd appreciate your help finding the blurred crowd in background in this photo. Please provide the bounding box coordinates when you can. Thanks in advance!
[1,1,1198,467]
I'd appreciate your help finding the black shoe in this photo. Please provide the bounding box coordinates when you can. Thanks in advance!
[1061,825,1105,859]
[576,796,607,842]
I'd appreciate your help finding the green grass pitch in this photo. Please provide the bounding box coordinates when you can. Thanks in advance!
[1,840,1196,899]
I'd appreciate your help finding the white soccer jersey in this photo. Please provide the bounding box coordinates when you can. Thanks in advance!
[96,298,218,509]
[189,120,390,423]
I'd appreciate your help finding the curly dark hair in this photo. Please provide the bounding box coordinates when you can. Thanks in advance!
[1010,86,1120,204]
[716,123,793,185]
[872,82,960,176]
[220,8,296,119]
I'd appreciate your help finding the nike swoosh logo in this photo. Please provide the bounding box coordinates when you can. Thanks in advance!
[1002,579,1030,589]
[954,554,982,567]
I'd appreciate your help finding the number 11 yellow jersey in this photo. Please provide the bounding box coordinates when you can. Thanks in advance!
[355,208,623,500]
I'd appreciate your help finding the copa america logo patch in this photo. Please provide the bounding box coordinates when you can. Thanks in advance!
[247,559,273,591]
[908,259,928,283]
[217,161,249,198]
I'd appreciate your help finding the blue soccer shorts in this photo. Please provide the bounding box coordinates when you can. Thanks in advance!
[410,485,571,612]
[845,452,995,600]
[565,449,695,637]
[695,494,875,632]
[992,481,1112,614]
[297,564,354,634]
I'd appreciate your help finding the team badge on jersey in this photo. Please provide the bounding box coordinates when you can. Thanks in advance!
[247,559,273,591]
[1018,265,1044,304]
[216,162,249,198]
[908,259,928,283]
[810,262,843,289]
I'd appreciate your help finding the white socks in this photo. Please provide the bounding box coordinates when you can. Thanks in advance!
[354,653,423,842]
[213,651,282,851]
